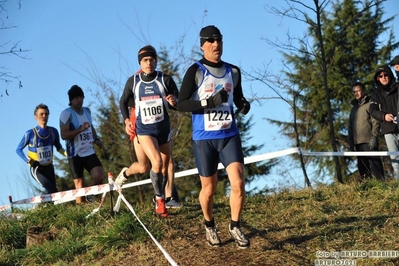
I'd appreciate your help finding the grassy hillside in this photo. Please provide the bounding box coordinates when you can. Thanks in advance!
[1,179,399,265]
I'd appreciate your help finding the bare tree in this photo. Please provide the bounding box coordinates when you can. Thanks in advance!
[246,0,396,184]
[0,0,29,96]
[243,65,312,188]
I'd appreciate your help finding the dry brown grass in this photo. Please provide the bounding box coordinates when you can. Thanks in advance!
[95,180,399,266]
[2,179,399,265]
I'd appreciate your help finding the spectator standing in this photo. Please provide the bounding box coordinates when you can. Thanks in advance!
[389,55,399,81]
[348,82,384,180]
[369,65,399,179]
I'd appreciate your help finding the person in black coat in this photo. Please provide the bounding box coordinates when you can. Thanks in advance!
[369,65,398,179]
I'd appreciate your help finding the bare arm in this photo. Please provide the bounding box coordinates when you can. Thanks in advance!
[60,122,89,140]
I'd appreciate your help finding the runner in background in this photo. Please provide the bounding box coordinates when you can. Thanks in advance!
[59,85,105,204]
[16,103,67,194]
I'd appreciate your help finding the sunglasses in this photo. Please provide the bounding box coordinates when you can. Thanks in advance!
[378,73,388,78]
[201,37,223,43]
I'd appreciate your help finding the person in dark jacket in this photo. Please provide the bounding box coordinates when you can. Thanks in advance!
[389,55,399,81]
[348,82,384,180]
[369,65,398,179]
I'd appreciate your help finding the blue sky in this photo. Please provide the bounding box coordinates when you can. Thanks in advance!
[1,1,398,206]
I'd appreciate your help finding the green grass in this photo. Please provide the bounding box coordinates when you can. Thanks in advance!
[1,180,399,265]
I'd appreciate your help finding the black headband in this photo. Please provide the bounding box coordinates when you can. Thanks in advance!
[138,51,157,64]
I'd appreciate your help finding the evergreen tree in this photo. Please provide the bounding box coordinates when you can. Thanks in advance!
[271,0,398,182]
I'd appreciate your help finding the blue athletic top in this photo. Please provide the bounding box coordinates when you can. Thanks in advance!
[191,62,239,140]
[178,58,246,141]
[135,72,171,135]
[120,71,177,136]
[16,126,66,166]
[120,71,179,135]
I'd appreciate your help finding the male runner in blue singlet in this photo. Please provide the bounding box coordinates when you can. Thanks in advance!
[123,70,181,209]
[16,104,67,194]
[59,85,105,204]
[177,25,251,248]
[118,45,179,217]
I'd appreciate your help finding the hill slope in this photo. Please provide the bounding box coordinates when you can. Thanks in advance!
[1,180,399,265]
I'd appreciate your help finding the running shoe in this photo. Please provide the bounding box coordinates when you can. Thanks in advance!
[228,224,250,249]
[114,167,128,187]
[155,197,168,218]
[205,226,221,247]
[165,198,182,209]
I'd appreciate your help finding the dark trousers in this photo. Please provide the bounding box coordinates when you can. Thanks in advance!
[30,164,58,194]
[355,143,384,180]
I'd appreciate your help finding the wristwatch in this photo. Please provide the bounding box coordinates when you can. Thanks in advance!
[201,99,207,108]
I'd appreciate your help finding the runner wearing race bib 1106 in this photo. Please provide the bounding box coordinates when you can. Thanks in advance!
[118,45,179,217]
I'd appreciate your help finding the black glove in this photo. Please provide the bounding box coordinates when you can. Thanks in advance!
[369,137,377,150]
[207,89,228,108]
[238,98,251,115]
[29,160,40,168]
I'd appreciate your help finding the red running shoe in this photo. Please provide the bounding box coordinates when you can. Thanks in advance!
[155,197,168,217]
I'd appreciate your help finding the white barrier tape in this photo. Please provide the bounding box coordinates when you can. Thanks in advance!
[84,177,178,264]
[3,147,399,209]
[86,176,118,218]
[244,147,299,164]
[86,190,108,219]
[2,149,295,208]
[0,205,12,212]
[117,193,178,266]
[303,151,399,156]
[11,184,111,205]
[113,194,122,212]
[53,149,300,204]
[118,149,299,190]
[53,196,78,205]
[174,148,299,178]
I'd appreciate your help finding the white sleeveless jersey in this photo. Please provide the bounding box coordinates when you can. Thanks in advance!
[191,62,239,140]
[59,107,95,158]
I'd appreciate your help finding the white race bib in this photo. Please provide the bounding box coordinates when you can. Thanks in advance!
[77,128,93,149]
[203,103,232,131]
[140,97,164,125]
[36,146,52,164]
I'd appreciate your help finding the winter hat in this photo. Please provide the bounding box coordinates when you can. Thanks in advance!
[68,85,84,103]
[137,45,157,64]
[389,55,399,66]
[373,65,394,89]
[200,25,222,46]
